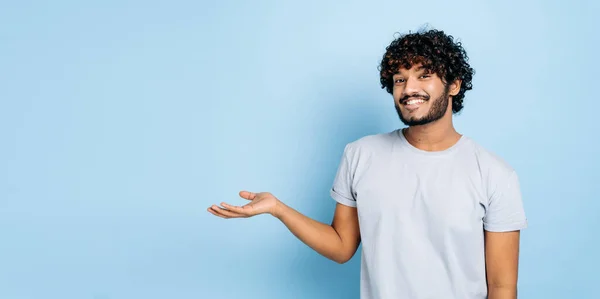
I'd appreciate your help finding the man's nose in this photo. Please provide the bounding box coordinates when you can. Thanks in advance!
[404,76,420,95]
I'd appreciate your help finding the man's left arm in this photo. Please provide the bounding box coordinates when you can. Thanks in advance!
[483,170,528,299]
[485,230,521,299]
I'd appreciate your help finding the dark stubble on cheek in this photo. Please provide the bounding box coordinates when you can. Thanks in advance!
[396,86,450,126]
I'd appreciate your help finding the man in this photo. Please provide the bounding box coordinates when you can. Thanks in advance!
[208,29,527,299]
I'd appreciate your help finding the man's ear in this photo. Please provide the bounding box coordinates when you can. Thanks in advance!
[448,79,462,96]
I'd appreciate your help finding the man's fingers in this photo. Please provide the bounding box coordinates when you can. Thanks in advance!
[207,207,229,219]
[208,205,248,218]
[210,206,245,218]
[239,191,257,201]
[221,202,253,215]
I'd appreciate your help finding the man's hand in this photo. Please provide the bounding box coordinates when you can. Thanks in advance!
[208,191,280,219]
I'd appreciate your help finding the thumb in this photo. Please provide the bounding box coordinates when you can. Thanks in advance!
[239,190,257,200]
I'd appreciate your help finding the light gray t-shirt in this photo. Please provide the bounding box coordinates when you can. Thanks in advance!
[330,129,527,299]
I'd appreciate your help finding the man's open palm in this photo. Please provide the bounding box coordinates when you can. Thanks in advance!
[208,191,279,219]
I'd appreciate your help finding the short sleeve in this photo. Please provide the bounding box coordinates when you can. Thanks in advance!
[330,144,357,207]
[483,171,528,232]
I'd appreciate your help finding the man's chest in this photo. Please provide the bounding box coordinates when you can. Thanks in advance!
[352,157,487,230]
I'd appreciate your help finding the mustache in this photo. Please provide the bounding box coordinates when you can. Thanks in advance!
[400,94,430,104]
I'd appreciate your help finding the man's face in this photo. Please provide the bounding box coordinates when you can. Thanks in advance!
[393,65,451,126]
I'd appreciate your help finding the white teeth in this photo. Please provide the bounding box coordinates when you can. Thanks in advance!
[406,99,425,105]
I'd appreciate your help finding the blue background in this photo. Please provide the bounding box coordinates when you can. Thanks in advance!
[1,1,598,298]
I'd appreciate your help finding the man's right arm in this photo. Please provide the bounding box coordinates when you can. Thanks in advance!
[210,191,361,264]
[274,200,360,264]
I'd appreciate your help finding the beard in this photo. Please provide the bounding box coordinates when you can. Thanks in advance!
[395,87,450,126]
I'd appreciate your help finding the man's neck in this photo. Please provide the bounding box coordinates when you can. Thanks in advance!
[403,119,462,152]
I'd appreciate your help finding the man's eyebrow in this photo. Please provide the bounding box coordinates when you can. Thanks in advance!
[415,65,432,72]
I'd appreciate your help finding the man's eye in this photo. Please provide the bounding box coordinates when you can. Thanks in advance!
[394,79,405,83]
[420,74,430,78]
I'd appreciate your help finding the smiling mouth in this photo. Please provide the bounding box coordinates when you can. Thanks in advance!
[402,98,426,110]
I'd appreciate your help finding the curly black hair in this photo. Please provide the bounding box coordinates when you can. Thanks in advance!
[378,29,474,113]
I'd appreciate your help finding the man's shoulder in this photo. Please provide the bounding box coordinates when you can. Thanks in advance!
[463,137,516,176]
[337,130,399,165]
